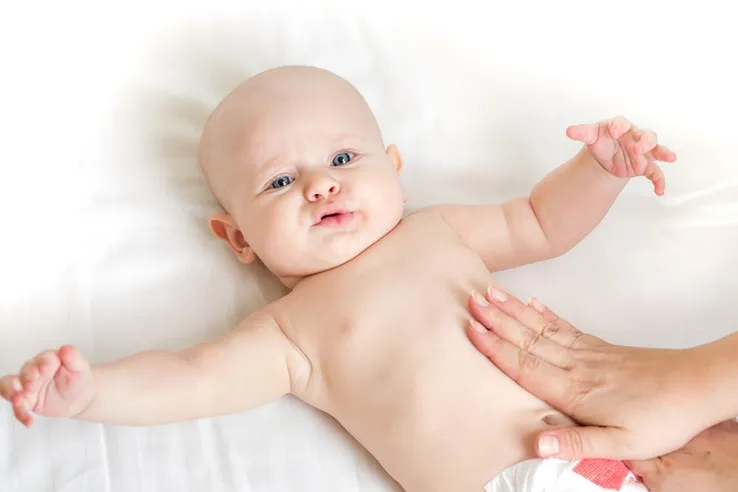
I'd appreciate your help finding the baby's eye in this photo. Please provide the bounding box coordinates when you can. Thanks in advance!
[331,152,353,166]
[270,175,293,189]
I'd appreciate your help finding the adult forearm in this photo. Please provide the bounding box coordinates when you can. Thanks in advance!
[695,331,738,425]
[530,146,628,255]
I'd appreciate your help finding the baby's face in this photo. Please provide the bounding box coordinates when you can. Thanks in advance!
[204,67,405,286]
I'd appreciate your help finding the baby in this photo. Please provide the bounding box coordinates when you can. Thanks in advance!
[0,65,676,491]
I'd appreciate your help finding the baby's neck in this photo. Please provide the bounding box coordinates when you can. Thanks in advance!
[276,256,361,290]
[277,267,338,289]
[278,274,304,290]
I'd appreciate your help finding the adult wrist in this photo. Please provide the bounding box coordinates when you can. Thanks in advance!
[689,333,738,426]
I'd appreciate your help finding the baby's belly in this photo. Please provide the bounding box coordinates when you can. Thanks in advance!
[318,315,576,492]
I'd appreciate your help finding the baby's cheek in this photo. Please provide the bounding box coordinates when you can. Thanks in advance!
[251,208,297,255]
[391,183,407,216]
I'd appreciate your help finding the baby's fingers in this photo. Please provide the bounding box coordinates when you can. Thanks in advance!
[18,359,45,395]
[11,393,33,427]
[644,160,666,196]
[566,123,600,145]
[19,360,40,386]
[633,129,658,154]
[0,375,22,401]
[607,116,633,140]
[58,345,88,373]
[1,375,35,426]
[651,144,677,162]
[34,351,61,379]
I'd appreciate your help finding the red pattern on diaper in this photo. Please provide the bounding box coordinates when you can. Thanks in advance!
[572,458,631,490]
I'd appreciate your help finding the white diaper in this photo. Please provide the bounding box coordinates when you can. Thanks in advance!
[484,457,647,492]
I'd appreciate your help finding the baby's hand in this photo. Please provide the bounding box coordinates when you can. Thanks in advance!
[567,116,677,196]
[0,345,95,427]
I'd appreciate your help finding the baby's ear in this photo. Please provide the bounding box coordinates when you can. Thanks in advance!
[386,144,403,173]
[208,213,257,264]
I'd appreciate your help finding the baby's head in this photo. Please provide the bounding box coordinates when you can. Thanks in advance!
[198,65,406,287]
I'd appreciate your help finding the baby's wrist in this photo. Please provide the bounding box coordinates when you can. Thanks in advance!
[73,392,97,420]
[577,147,619,182]
[72,367,99,420]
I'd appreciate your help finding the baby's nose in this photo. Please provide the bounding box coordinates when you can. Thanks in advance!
[305,173,340,201]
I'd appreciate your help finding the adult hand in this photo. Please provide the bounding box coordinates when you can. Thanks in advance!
[466,286,725,461]
[628,420,738,492]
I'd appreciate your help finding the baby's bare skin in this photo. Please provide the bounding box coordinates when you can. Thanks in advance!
[274,210,574,491]
[1,65,676,492]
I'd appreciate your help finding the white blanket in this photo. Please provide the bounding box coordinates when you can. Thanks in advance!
[1,1,737,490]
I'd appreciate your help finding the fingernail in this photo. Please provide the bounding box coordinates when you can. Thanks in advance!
[538,435,560,457]
[472,291,489,306]
[11,379,22,392]
[469,319,488,334]
[529,297,546,313]
[487,287,507,302]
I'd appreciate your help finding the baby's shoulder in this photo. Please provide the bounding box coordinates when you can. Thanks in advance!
[406,204,444,220]
[402,204,465,237]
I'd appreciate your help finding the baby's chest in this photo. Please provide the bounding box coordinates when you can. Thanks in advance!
[326,245,472,334]
[301,250,486,368]
[286,215,493,389]
[292,268,494,422]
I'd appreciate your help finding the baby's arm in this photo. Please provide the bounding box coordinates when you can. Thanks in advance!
[0,309,308,426]
[434,146,625,271]
[432,117,676,272]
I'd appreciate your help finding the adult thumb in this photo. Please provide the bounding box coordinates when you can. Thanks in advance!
[536,427,626,460]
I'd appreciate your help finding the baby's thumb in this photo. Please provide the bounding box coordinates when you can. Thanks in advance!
[58,345,90,372]
[536,427,626,461]
[565,124,599,145]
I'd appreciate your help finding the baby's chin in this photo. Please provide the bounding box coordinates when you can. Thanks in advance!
[309,242,375,273]
[276,233,389,282]
[271,213,403,284]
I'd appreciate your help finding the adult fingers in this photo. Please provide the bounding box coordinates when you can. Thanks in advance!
[466,316,573,410]
[470,294,572,369]
[536,426,632,460]
[528,297,603,349]
[486,287,587,350]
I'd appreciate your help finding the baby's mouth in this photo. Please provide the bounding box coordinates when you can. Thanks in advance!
[316,211,355,227]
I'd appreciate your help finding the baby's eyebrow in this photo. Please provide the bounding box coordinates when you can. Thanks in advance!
[328,133,360,146]
[252,159,282,185]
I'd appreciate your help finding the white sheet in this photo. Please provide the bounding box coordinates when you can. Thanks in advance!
[2,1,737,490]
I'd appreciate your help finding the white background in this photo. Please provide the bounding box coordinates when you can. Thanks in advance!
[1,1,736,490]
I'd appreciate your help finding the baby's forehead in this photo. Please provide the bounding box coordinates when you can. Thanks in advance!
[231,101,373,162]
[211,67,382,173]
